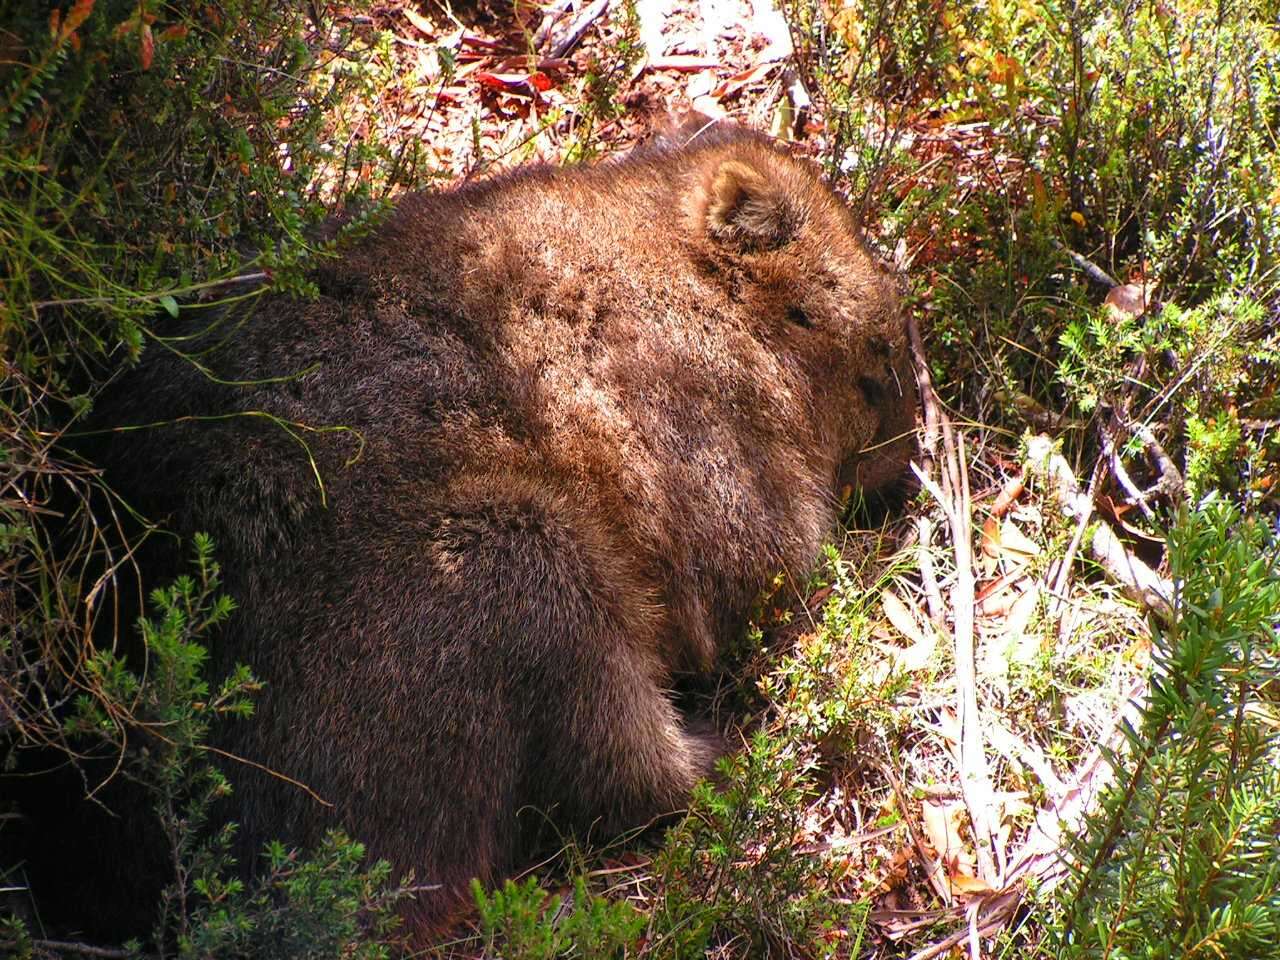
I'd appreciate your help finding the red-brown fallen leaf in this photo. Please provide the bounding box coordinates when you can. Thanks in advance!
[474,71,552,95]
[711,60,780,99]
[1096,493,1165,549]
[976,582,1019,617]
[990,471,1026,516]
[139,22,153,70]
[807,585,832,610]
[64,0,94,34]
[975,569,1022,604]
[980,515,1001,557]
[949,869,996,895]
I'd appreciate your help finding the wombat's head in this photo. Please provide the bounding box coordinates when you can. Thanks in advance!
[676,126,918,500]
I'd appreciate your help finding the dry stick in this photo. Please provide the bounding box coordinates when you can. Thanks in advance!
[548,0,611,58]
[1099,421,1156,519]
[1025,435,1173,622]
[941,425,999,888]
[1051,239,1119,289]
[906,303,999,889]
[1136,424,1185,501]
[906,895,1021,960]
[909,753,1101,960]
[28,941,130,959]
[911,435,1172,958]
[534,0,575,50]
[881,761,953,906]
[1047,458,1105,634]
[917,516,947,629]
[905,307,940,470]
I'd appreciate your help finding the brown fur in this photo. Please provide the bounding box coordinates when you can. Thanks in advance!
[88,121,916,931]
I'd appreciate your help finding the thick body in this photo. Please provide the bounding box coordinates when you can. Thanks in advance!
[90,123,916,927]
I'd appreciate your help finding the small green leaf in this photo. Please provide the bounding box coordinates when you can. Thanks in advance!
[159,294,179,318]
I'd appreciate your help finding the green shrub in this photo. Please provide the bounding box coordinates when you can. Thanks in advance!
[903,0,1280,506]
[647,734,870,960]
[470,875,645,960]
[1,0,393,766]
[182,831,407,960]
[1,1,413,952]
[1055,499,1280,959]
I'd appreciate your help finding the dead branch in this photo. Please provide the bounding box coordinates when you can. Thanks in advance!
[912,426,1000,887]
[916,516,947,629]
[1099,421,1156,519]
[905,306,940,470]
[881,761,952,905]
[27,940,131,959]
[546,0,610,59]
[1051,239,1119,289]
[1024,435,1173,622]
[1136,424,1185,502]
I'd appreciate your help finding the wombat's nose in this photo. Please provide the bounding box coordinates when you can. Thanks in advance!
[856,367,919,495]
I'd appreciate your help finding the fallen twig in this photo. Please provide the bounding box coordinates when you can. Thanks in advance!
[1052,239,1119,289]
[881,761,952,905]
[548,0,610,58]
[905,306,940,469]
[28,940,131,959]
[1136,424,1184,503]
[916,516,947,629]
[1025,435,1173,621]
[912,425,1000,888]
[1100,421,1156,519]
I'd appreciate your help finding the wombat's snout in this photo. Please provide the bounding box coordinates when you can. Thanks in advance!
[847,347,919,497]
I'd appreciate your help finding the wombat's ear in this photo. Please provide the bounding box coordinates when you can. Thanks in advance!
[706,160,797,249]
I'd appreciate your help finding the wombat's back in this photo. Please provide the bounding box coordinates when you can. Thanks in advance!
[86,123,916,933]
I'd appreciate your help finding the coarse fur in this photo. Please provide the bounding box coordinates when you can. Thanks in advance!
[79,121,917,934]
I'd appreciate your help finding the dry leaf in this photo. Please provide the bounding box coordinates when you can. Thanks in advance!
[977,587,1018,619]
[710,59,778,98]
[998,518,1040,561]
[949,870,996,895]
[882,589,926,646]
[1005,583,1041,661]
[980,515,1001,557]
[976,569,1021,604]
[920,799,963,859]
[922,799,985,897]
[402,6,436,37]
[879,589,936,671]
[138,22,153,70]
[1104,281,1154,319]
[991,472,1026,516]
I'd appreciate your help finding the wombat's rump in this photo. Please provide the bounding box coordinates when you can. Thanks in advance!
[90,122,916,930]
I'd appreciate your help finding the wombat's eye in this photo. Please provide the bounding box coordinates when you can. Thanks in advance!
[786,305,813,328]
[857,376,885,406]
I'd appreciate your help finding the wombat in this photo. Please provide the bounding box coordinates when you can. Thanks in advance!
[81,120,916,932]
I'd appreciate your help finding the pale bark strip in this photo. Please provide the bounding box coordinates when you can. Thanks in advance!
[913,420,1000,889]
[1025,435,1173,622]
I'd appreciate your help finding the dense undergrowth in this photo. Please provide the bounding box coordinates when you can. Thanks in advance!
[2,0,1278,957]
